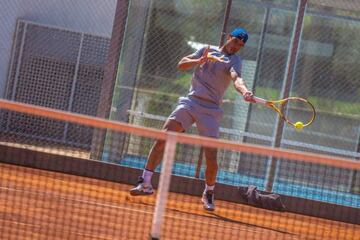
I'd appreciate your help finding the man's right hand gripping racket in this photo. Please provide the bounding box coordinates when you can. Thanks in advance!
[252,96,316,130]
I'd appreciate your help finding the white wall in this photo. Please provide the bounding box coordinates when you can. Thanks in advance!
[0,0,117,97]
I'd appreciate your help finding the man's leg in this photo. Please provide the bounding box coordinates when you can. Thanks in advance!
[130,119,184,196]
[202,147,218,211]
[145,118,184,170]
[204,147,218,185]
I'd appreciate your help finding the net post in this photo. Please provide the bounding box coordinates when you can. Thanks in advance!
[150,132,178,239]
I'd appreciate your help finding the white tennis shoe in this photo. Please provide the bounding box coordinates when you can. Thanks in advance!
[130,177,154,196]
[202,190,215,211]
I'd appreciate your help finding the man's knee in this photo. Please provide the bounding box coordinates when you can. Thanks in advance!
[151,120,184,153]
[163,119,185,132]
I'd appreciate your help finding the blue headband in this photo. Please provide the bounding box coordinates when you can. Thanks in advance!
[230,28,249,43]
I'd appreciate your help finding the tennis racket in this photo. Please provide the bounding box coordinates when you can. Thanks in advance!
[253,96,316,129]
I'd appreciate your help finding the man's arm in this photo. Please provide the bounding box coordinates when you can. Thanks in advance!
[177,46,210,70]
[231,71,255,102]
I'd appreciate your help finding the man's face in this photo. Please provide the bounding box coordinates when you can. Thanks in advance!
[224,36,245,54]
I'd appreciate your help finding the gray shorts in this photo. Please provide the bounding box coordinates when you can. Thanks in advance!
[168,96,223,138]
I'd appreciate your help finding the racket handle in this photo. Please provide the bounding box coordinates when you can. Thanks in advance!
[253,96,267,105]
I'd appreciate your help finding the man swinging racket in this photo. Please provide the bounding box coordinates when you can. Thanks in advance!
[130,28,255,211]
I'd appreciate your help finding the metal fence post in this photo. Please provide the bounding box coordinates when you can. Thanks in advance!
[265,0,308,192]
[90,0,130,160]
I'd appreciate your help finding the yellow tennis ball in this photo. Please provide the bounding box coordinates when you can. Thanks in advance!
[294,121,304,130]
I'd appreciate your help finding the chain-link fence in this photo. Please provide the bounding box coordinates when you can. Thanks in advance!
[1,0,116,151]
[2,20,109,148]
[100,0,359,192]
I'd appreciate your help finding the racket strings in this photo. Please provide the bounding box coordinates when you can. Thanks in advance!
[282,99,315,125]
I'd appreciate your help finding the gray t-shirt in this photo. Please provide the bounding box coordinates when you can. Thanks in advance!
[187,47,242,106]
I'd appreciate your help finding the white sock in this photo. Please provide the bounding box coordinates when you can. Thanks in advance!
[142,169,153,185]
[205,184,215,193]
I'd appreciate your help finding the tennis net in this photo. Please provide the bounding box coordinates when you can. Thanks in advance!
[0,99,359,240]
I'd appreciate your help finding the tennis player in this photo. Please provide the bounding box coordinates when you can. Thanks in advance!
[130,28,255,211]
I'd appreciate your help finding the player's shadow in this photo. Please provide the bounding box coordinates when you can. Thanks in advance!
[129,196,294,236]
[208,212,294,236]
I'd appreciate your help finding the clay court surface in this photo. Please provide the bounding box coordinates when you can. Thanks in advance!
[0,163,358,240]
